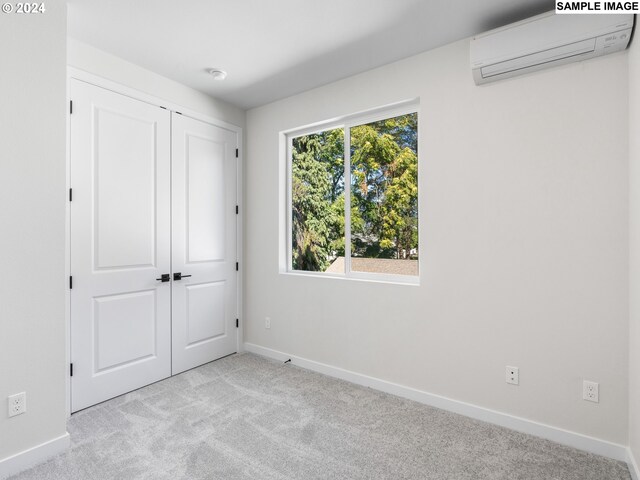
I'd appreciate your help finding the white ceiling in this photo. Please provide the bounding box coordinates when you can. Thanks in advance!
[67,0,553,110]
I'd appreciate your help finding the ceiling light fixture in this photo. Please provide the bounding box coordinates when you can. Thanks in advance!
[207,68,227,81]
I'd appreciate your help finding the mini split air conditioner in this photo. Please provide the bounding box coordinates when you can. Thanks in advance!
[470,11,634,85]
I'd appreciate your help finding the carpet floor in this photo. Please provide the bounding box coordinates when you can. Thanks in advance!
[9,353,631,480]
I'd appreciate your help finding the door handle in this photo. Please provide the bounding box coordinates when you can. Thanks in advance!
[156,273,170,282]
[173,272,192,281]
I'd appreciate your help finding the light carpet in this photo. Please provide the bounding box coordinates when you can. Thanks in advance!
[9,353,631,479]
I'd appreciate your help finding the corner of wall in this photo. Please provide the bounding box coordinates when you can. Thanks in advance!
[629,33,640,473]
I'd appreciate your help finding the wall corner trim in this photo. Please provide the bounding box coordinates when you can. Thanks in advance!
[0,432,70,479]
[628,448,640,480]
[244,342,629,464]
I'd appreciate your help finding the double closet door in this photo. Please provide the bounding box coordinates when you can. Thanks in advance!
[69,79,238,412]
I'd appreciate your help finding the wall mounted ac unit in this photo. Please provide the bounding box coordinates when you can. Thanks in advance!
[470,11,634,85]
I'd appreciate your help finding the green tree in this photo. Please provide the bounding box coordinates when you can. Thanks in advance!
[350,113,418,259]
[291,113,418,271]
[291,130,343,271]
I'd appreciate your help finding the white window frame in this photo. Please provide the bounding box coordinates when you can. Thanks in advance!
[282,100,420,285]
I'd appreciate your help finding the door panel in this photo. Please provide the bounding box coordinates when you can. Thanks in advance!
[70,79,171,412]
[93,290,157,372]
[186,282,226,345]
[94,108,158,269]
[186,135,226,262]
[172,113,237,374]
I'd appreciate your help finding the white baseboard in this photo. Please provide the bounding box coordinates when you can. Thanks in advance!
[0,432,69,480]
[628,448,640,480]
[244,342,629,464]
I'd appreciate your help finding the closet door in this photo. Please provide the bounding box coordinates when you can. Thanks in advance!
[171,113,238,374]
[70,79,172,412]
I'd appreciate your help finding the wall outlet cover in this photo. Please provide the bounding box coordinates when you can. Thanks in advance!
[583,380,599,403]
[506,366,519,385]
[8,392,26,417]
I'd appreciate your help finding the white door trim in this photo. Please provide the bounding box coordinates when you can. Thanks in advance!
[67,67,241,133]
[65,67,244,416]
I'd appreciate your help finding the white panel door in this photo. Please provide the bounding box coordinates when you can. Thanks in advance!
[70,79,171,412]
[171,113,238,374]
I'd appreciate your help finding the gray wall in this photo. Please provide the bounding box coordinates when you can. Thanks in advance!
[0,2,68,462]
[628,34,640,469]
[245,39,629,444]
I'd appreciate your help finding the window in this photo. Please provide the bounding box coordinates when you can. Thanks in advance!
[286,105,419,282]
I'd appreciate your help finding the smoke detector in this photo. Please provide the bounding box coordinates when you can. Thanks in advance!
[207,68,227,81]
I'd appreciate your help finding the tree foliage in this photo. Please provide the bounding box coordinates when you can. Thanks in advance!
[291,114,418,271]
[291,129,343,271]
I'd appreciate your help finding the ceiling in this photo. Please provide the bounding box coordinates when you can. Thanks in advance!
[67,0,554,110]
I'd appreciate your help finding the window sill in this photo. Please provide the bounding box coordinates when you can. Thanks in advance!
[280,270,420,286]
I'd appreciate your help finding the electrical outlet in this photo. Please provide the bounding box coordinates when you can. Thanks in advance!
[506,366,519,385]
[265,317,271,329]
[583,381,599,403]
[8,392,26,417]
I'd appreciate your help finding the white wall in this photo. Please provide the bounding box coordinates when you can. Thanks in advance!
[245,39,629,444]
[628,35,640,470]
[0,1,68,465]
[67,38,245,129]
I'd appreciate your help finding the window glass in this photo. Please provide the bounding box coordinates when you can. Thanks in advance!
[288,108,418,280]
[291,128,344,272]
[349,113,418,275]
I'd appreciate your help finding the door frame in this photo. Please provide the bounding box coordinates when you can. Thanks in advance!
[65,67,244,416]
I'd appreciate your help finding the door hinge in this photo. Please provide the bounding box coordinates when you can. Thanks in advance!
[69,100,73,114]
[236,318,239,328]
[69,188,72,202]
[69,276,73,289]
[236,205,239,214]
[235,148,239,158]
[236,262,239,271]
[70,363,73,377]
